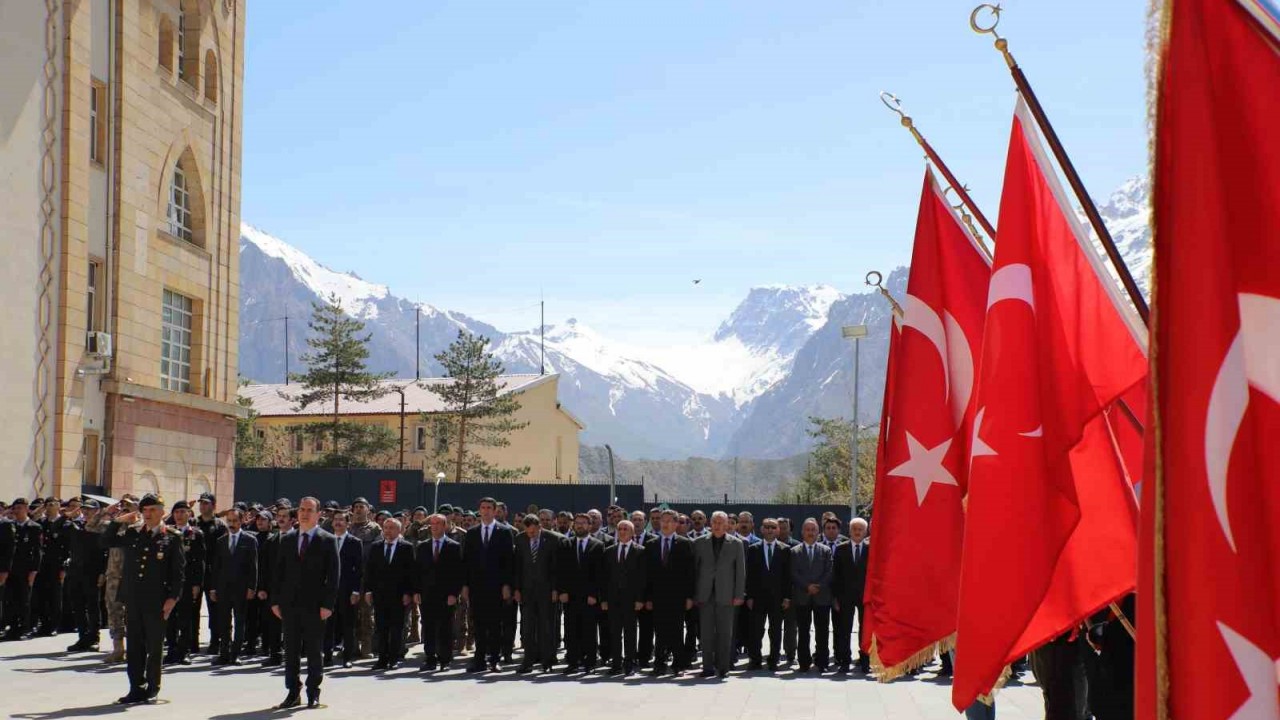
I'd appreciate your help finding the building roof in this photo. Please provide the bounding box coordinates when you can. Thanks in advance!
[239,374,577,424]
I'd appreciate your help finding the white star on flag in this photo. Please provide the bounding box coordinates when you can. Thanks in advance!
[889,432,958,506]
[1218,621,1280,720]
[968,406,998,474]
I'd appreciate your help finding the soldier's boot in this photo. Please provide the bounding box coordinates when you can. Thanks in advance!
[104,637,126,664]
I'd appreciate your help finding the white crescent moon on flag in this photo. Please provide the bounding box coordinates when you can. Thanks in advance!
[1204,293,1280,553]
[900,295,977,430]
[987,263,1036,314]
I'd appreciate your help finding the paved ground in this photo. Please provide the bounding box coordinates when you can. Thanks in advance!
[0,633,1048,720]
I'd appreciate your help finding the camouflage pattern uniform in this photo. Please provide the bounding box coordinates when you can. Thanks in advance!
[447,525,472,653]
[349,518,382,657]
[88,513,128,642]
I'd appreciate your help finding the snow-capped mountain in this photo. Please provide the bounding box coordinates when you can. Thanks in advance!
[1088,175,1153,299]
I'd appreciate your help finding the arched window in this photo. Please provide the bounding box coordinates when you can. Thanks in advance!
[178,2,201,87]
[203,50,218,103]
[158,16,174,73]
[166,150,205,247]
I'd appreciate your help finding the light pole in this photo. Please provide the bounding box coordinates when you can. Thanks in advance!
[604,444,616,505]
[842,324,868,518]
[433,471,445,512]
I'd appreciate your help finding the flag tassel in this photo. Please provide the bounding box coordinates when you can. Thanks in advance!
[870,632,956,683]
[969,3,1151,324]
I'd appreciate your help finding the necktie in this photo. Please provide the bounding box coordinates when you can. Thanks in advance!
[620,545,627,563]
[579,539,585,563]
[808,545,813,563]
[766,542,772,571]
[385,543,392,563]
[434,539,440,561]
[229,534,236,555]
[483,526,490,546]
[662,537,669,563]
[299,531,309,559]
[337,535,343,554]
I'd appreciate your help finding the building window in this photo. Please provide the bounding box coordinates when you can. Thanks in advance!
[168,163,193,242]
[292,430,304,453]
[83,433,100,486]
[414,426,428,452]
[254,428,266,441]
[177,8,189,84]
[314,436,325,453]
[158,16,174,73]
[203,50,217,103]
[160,289,193,392]
[177,3,201,87]
[89,79,107,165]
[86,259,102,337]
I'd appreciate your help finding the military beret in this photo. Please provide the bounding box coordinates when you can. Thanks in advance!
[351,497,370,507]
[82,499,101,510]
[31,497,45,505]
[438,504,453,513]
[412,506,427,515]
[138,494,163,509]
[233,501,248,511]
[375,510,391,518]
[12,497,29,507]
[171,500,191,511]
[274,498,293,509]
[465,511,478,518]
[198,492,216,504]
[324,500,340,510]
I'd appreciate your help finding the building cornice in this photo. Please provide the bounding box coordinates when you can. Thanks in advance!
[104,380,248,419]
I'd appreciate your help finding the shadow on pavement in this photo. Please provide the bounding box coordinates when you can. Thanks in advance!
[11,703,130,719]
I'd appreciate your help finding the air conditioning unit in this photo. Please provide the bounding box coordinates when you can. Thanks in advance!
[86,331,113,358]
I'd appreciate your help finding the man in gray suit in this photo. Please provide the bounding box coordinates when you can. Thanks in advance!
[693,511,745,679]
[790,518,833,672]
[513,515,558,673]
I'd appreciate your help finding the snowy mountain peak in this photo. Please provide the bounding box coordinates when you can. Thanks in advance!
[240,223,389,318]
[714,284,845,353]
[1100,175,1150,219]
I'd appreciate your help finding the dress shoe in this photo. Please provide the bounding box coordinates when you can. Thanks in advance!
[386,661,400,671]
[227,658,242,666]
[211,656,230,666]
[277,692,301,709]
[699,668,715,678]
[624,661,635,675]
[66,639,91,652]
[162,653,179,666]
[650,665,666,678]
[798,663,811,672]
[487,661,500,672]
[307,690,320,708]
[516,662,534,674]
[263,654,283,667]
[608,663,623,675]
[767,661,778,672]
[503,653,514,664]
[179,656,192,665]
[836,663,849,674]
[541,663,554,673]
[466,660,485,673]
[372,660,387,670]
[422,658,437,672]
[341,659,353,669]
[748,661,763,671]
[562,664,579,675]
[716,670,729,679]
[117,690,149,705]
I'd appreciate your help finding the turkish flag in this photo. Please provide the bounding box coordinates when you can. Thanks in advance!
[863,169,990,677]
[951,98,1148,710]
[1141,0,1280,717]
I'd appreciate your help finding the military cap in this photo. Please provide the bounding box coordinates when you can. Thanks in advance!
[412,506,427,515]
[375,510,391,519]
[82,499,101,510]
[351,497,370,507]
[324,500,340,510]
[198,492,216,503]
[438,504,453,513]
[274,498,293,509]
[233,501,248,511]
[31,497,44,505]
[138,493,164,509]
[12,497,29,507]
[172,500,191,511]
[465,510,478,518]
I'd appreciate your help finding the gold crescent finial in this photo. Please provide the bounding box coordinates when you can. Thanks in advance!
[865,271,904,319]
[943,184,988,249]
[879,91,926,153]
[970,4,1016,68]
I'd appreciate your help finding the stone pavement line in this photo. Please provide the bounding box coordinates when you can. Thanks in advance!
[0,634,1045,720]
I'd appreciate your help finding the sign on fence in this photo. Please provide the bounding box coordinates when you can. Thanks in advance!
[378,479,397,505]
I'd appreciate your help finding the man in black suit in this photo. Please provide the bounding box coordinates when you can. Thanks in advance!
[271,497,339,709]
[364,517,415,670]
[746,517,792,671]
[601,520,647,675]
[414,513,462,671]
[557,512,603,674]
[513,514,558,673]
[831,517,870,674]
[325,511,362,668]
[776,517,799,665]
[461,497,515,672]
[210,508,258,666]
[644,508,694,676]
[790,518,833,673]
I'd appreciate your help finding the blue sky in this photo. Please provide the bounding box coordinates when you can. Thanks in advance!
[241,0,1150,346]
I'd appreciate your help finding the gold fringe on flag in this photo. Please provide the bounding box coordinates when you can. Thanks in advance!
[869,632,956,683]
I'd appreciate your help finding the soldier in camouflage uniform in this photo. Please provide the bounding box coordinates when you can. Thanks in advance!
[402,507,430,647]
[94,497,135,663]
[442,506,473,654]
[347,498,381,658]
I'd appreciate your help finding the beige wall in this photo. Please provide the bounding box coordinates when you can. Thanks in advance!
[0,1,62,501]
[253,378,583,484]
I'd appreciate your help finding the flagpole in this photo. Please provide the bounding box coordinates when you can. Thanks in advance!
[880,92,998,244]
[969,4,1151,325]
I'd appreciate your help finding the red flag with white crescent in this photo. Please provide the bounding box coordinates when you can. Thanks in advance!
[951,97,1148,711]
[863,169,990,678]
[1142,0,1280,716]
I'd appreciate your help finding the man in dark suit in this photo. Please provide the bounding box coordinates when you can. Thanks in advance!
[790,518,833,673]
[601,520,647,675]
[325,511,363,668]
[746,517,792,671]
[210,508,258,666]
[257,509,288,667]
[831,517,870,674]
[557,512,603,674]
[363,517,415,671]
[461,497,515,672]
[644,508,694,676]
[513,514,558,673]
[776,517,799,666]
[271,497,339,709]
[414,513,462,671]
[101,495,185,704]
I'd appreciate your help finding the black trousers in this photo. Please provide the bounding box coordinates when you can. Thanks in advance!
[606,601,639,665]
[166,587,198,657]
[596,603,611,661]
[563,600,598,667]
[3,571,34,636]
[68,574,101,643]
[834,601,867,666]
[652,600,687,669]
[519,593,555,666]
[199,587,220,650]
[325,597,358,661]
[552,600,563,650]
[683,604,700,656]
[34,566,62,632]
[215,593,249,660]
[782,603,797,661]
[282,608,325,692]
[750,601,784,664]
[502,600,518,658]
[245,597,263,651]
[471,591,505,664]
[1030,637,1089,720]
[419,596,454,664]
[636,605,653,663]
[795,603,830,668]
[260,598,281,658]
[373,601,406,665]
[125,602,166,694]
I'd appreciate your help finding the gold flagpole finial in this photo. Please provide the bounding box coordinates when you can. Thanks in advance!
[880,92,927,153]
[970,4,1015,68]
[943,185,993,258]
[865,271,904,319]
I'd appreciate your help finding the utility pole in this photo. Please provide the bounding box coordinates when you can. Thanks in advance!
[539,297,545,376]
[283,310,289,385]
[391,384,407,470]
[415,303,421,381]
[842,324,868,517]
[605,444,616,505]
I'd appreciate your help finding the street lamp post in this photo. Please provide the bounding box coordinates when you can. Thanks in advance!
[434,471,446,512]
[842,324,868,518]
[604,444,616,505]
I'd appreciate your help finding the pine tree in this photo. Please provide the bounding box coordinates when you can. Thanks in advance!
[427,330,530,482]
[791,416,876,511]
[286,294,395,467]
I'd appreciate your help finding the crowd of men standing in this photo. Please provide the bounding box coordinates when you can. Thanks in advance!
[1,492,876,710]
